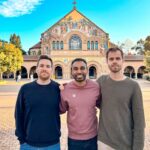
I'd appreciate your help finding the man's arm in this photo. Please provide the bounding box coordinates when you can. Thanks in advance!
[14,87,26,144]
[96,77,102,109]
[59,92,69,114]
[132,82,145,150]
[96,94,102,109]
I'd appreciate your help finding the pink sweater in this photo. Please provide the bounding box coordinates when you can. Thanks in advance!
[60,79,100,140]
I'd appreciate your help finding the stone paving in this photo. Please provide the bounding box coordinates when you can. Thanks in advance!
[0,105,150,150]
[0,105,68,150]
[0,79,150,150]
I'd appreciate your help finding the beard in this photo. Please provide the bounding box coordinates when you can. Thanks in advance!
[72,74,86,82]
[108,64,122,73]
[38,71,50,81]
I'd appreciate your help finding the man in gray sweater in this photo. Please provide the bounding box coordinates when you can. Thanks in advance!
[97,47,145,150]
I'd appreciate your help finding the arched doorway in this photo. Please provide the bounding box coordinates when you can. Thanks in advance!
[89,66,97,79]
[55,66,63,79]
[18,66,28,78]
[124,66,135,78]
[30,66,37,78]
[16,66,28,79]
[137,66,146,79]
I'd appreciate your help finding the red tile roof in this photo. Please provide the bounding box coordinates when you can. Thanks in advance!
[29,42,41,50]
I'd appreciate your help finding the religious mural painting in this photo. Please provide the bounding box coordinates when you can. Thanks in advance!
[41,9,108,49]
[51,10,105,37]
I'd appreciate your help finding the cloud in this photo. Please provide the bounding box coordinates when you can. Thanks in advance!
[0,0,43,17]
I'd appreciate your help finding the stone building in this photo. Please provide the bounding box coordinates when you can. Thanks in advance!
[14,6,146,79]
[27,7,116,79]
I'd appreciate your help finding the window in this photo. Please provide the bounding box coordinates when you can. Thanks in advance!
[60,41,64,50]
[52,41,55,50]
[57,41,59,50]
[55,42,57,50]
[32,51,36,55]
[69,35,82,50]
[87,41,90,50]
[95,41,98,50]
[91,41,94,50]
[104,42,108,49]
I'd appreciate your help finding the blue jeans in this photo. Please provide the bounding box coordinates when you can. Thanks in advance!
[68,136,97,150]
[20,143,60,150]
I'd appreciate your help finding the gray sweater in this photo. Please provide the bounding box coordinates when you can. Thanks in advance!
[97,75,145,150]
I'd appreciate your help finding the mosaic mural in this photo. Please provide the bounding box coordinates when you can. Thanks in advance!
[43,10,106,39]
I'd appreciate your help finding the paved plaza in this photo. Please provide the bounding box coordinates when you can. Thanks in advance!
[0,79,150,150]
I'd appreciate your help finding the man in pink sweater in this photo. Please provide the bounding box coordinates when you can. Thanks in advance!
[60,58,100,150]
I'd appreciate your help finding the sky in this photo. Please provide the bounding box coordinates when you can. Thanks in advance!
[0,0,150,52]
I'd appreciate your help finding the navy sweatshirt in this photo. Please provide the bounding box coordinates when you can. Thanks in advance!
[15,80,61,147]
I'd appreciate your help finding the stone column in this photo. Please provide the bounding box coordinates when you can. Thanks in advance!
[27,69,30,79]
[135,68,138,79]
[14,72,16,80]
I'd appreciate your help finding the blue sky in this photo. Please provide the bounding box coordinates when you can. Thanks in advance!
[0,0,150,51]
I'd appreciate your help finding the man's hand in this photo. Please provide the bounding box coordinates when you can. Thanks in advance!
[59,84,65,90]
[59,83,67,90]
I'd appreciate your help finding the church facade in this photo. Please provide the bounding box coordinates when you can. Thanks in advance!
[23,7,145,80]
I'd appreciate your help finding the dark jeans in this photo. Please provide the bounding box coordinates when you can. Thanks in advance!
[20,142,60,150]
[68,136,97,150]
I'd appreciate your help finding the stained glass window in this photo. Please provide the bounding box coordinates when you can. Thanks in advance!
[69,35,82,50]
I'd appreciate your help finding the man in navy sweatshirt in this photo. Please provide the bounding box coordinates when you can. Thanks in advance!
[15,55,61,150]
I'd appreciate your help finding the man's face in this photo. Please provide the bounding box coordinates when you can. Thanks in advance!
[71,61,88,82]
[107,51,123,73]
[36,59,52,81]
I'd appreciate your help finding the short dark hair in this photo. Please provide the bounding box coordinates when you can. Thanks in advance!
[37,55,53,67]
[106,47,124,59]
[71,58,87,67]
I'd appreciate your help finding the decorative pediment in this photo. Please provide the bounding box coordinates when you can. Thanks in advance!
[42,9,107,40]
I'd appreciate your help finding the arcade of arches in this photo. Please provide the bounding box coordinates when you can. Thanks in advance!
[3,57,145,80]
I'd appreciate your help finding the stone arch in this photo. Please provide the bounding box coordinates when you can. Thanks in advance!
[2,72,14,79]
[29,66,37,78]
[64,31,87,51]
[89,66,97,79]
[67,60,74,79]
[2,66,28,79]
[137,66,146,79]
[54,65,63,79]
[53,61,66,79]
[64,30,87,43]
[16,66,28,79]
[87,61,102,78]
[124,66,135,78]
